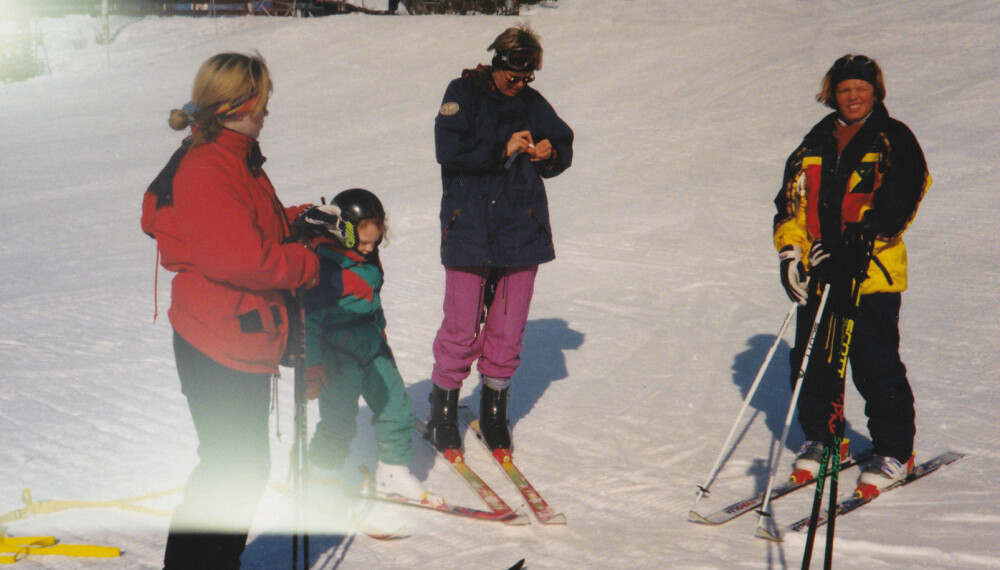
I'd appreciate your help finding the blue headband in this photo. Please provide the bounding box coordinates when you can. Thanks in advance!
[181,101,200,125]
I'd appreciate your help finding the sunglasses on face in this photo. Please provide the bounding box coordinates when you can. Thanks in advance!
[505,71,535,86]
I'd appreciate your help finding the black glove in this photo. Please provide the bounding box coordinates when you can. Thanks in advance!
[808,225,876,313]
[779,245,808,305]
[830,223,876,290]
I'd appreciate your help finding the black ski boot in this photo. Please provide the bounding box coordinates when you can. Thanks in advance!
[480,384,511,451]
[425,384,462,453]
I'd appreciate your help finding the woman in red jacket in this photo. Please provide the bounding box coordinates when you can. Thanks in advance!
[142,52,319,569]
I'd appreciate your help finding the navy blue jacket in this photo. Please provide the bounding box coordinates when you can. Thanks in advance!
[435,67,574,268]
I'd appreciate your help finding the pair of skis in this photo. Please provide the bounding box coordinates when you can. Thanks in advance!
[381,408,565,526]
[458,406,567,525]
[691,450,963,539]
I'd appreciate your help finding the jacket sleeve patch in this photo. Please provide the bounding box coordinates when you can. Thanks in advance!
[439,102,460,116]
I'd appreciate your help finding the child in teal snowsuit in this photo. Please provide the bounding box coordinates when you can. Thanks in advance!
[303,189,438,503]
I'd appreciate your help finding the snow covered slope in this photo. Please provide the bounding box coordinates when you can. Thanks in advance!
[1,1,998,568]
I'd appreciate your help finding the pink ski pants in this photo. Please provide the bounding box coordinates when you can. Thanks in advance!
[431,265,538,390]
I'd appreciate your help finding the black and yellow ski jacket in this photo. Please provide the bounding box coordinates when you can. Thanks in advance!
[773,102,931,295]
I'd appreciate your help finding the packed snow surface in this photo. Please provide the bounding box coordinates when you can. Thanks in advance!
[2,1,999,568]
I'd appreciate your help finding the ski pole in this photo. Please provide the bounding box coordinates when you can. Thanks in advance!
[806,223,875,569]
[754,283,831,540]
[822,435,843,570]
[694,302,797,504]
[820,319,853,570]
[804,316,854,568]
[801,433,833,568]
[291,284,309,570]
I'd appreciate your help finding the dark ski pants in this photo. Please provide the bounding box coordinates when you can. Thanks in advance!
[164,332,272,570]
[790,292,915,462]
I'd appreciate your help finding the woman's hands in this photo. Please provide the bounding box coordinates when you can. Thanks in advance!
[505,131,553,162]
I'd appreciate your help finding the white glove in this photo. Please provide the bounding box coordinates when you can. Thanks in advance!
[299,204,348,242]
[779,245,808,305]
[807,239,832,268]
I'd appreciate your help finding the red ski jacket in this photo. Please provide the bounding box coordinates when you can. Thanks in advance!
[142,129,318,373]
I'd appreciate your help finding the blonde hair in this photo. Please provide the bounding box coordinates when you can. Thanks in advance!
[488,24,542,54]
[169,52,272,147]
[357,217,390,247]
[816,54,886,110]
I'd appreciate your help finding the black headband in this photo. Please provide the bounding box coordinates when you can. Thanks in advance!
[830,55,876,87]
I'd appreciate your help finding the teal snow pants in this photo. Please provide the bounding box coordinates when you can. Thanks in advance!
[308,322,415,469]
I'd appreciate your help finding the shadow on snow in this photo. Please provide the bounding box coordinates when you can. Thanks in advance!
[729,333,867,494]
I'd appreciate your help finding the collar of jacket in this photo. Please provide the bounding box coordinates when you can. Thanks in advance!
[808,102,889,141]
[213,128,267,173]
[313,239,377,266]
[461,65,494,90]
[147,138,192,208]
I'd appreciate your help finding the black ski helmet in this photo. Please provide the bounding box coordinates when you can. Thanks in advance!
[330,188,385,250]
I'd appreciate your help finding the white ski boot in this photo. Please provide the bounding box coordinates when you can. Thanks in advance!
[789,439,851,484]
[855,453,914,499]
[375,460,444,507]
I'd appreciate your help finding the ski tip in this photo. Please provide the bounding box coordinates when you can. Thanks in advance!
[539,512,567,525]
[687,510,713,525]
[505,512,532,525]
[365,527,410,540]
[754,526,783,542]
[507,559,526,570]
